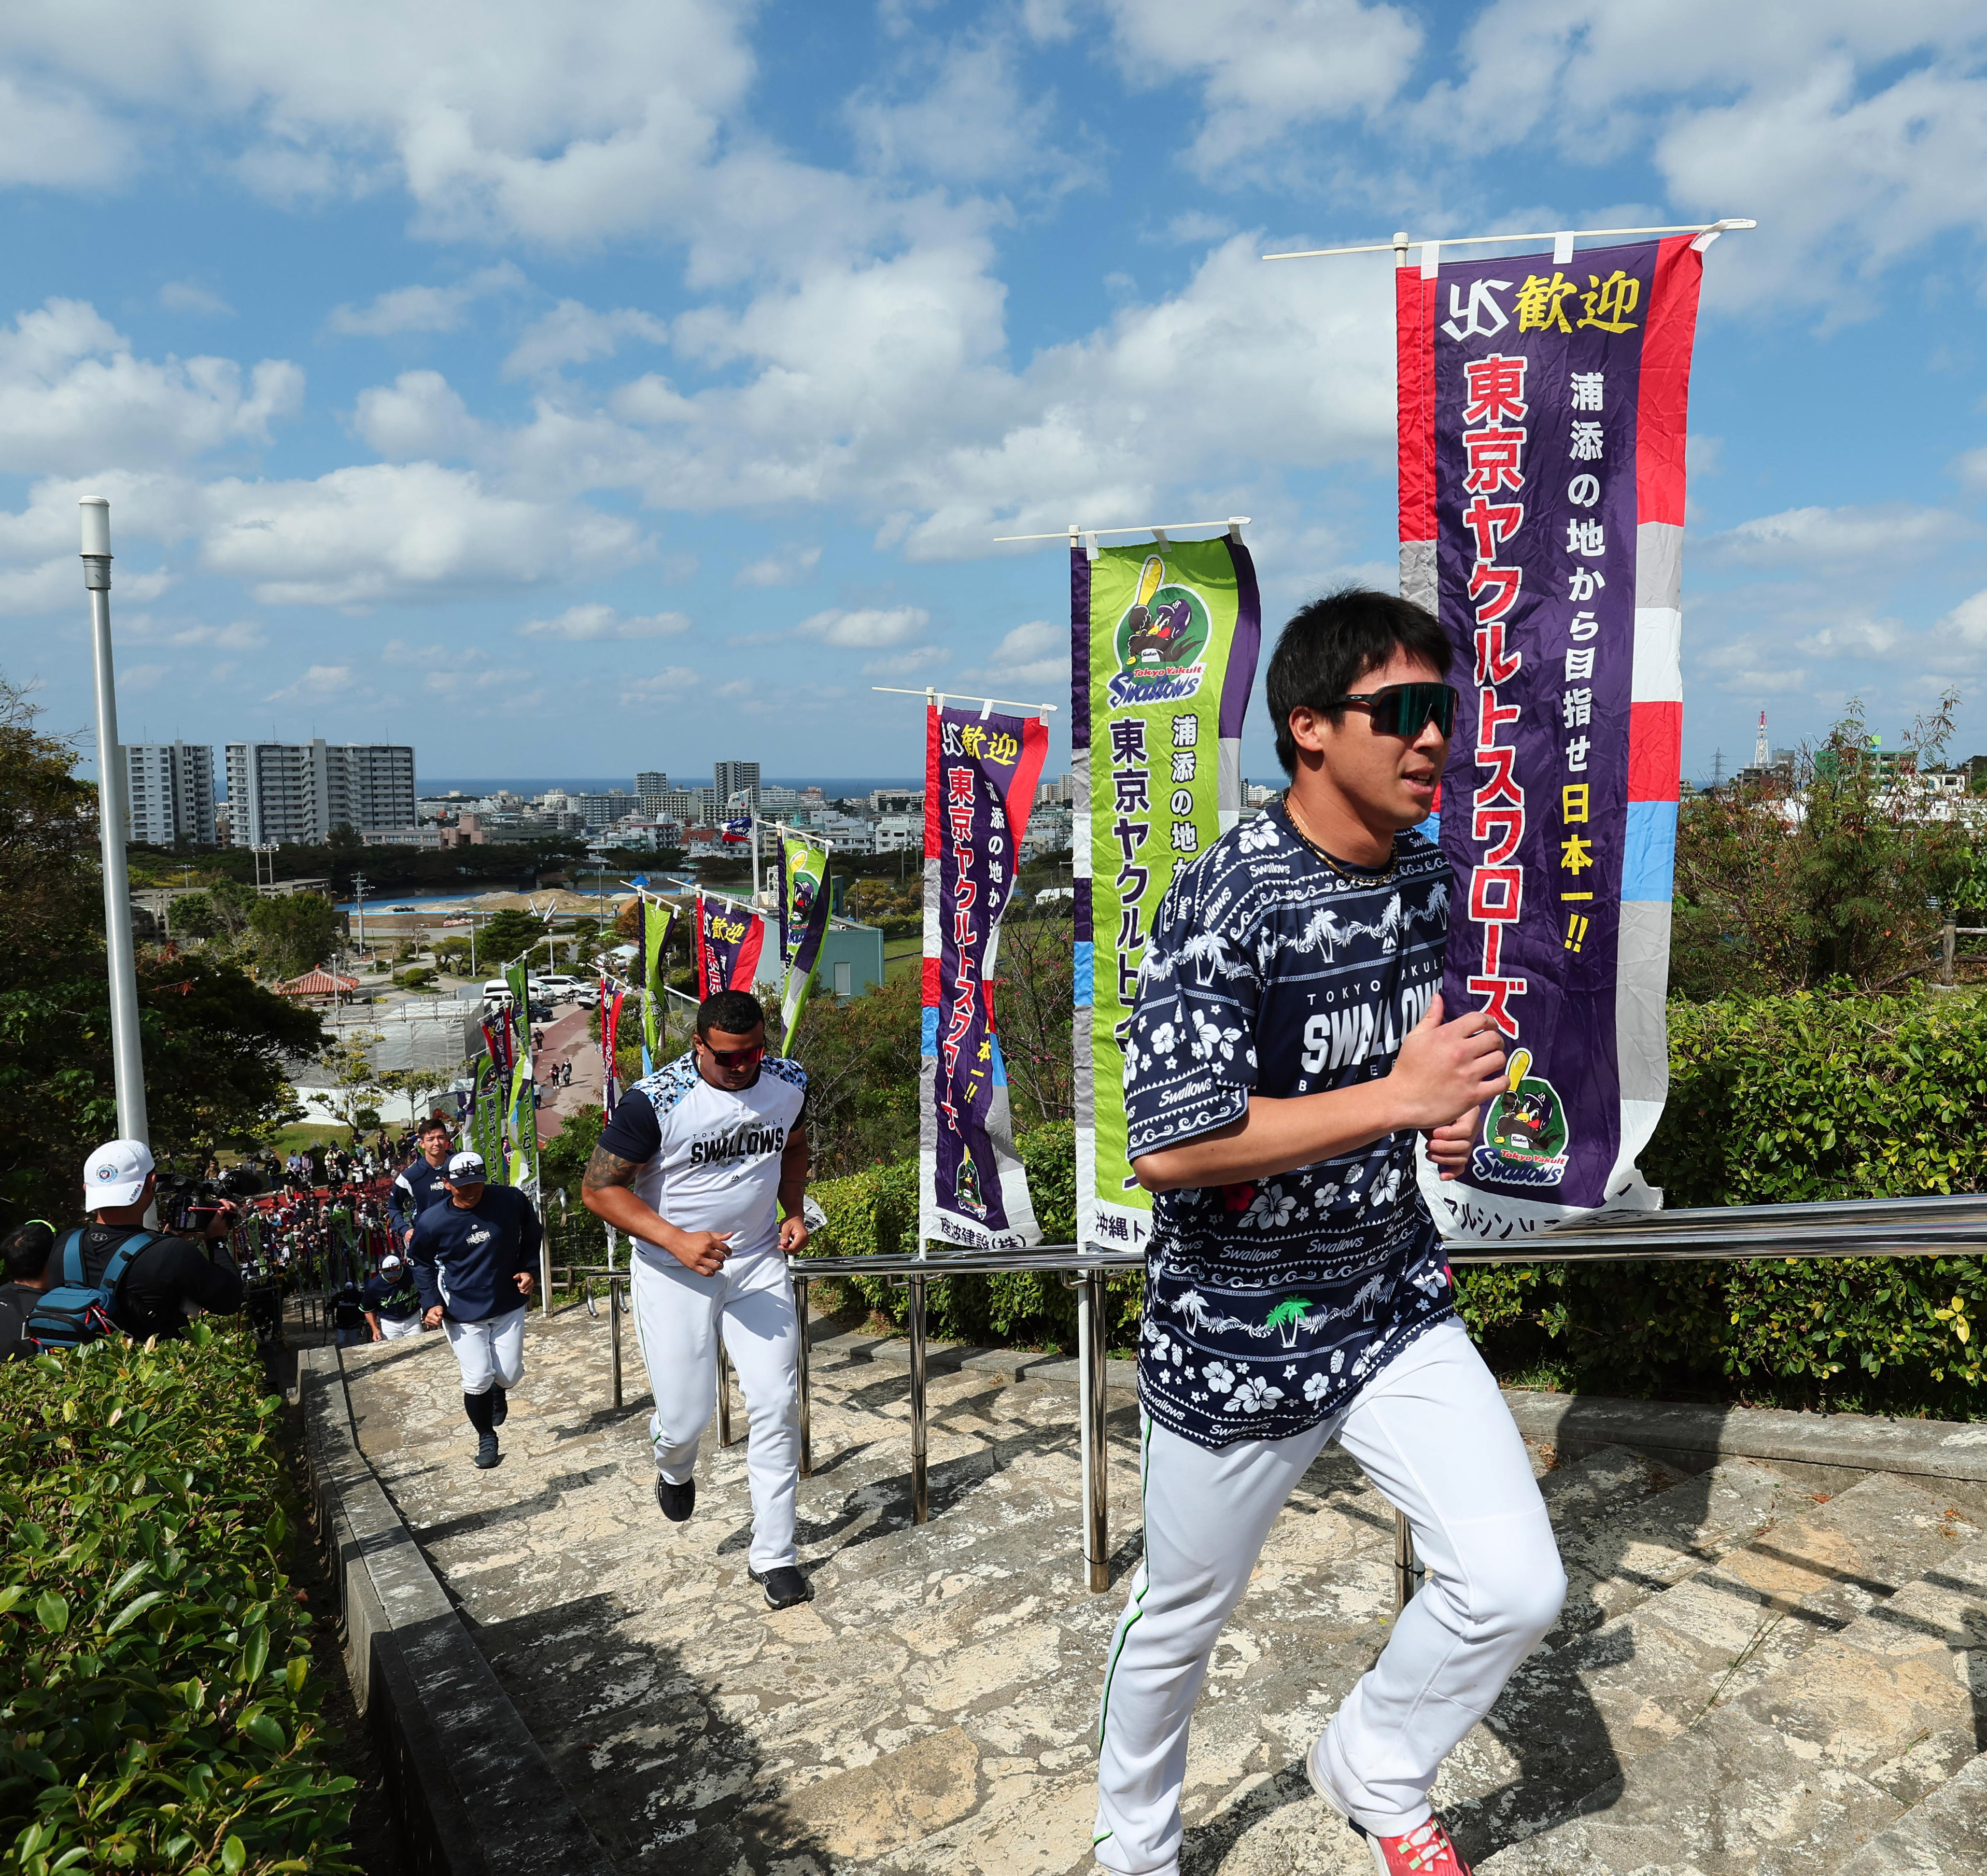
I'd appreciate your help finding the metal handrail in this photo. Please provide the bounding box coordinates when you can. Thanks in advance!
[567,1195,1987,1599]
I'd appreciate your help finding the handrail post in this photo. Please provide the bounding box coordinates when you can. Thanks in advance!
[794,1274,813,1478]
[1943,919,1957,987]
[1393,1509,1420,1613]
[908,1273,929,1525]
[1080,1267,1110,1592]
[717,1343,735,1446]
[610,1276,624,1410]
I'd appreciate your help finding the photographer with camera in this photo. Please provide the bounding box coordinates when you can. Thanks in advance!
[31,1140,248,1348]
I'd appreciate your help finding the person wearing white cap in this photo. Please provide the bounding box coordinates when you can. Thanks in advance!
[361,1253,424,1342]
[407,1150,541,1468]
[38,1139,246,1347]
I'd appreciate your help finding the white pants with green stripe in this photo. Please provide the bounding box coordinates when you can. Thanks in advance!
[1093,1319,1563,1873]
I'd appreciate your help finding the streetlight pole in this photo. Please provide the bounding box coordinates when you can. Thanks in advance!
[81,499,148,1144]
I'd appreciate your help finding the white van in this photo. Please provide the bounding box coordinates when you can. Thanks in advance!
[482,979,513,1002]
[538,974,583,1000]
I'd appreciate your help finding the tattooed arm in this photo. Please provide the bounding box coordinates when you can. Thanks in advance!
[581,1142,733,1278]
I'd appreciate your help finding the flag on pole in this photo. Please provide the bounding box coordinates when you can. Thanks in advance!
[599,977,626,1118]
[919,702,1049,1250]
[778,833,833,1053]
[639,897,674,1071]
[694,893,765,997]
[1073,533,1260,1251]
[721,816,752,844]
[1398,237,1707,1236]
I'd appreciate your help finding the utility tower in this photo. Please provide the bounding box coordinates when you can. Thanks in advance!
[1754,709,1769,769]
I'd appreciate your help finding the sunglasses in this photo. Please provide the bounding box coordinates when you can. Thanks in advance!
[700,1040,766,1068]
[1329,682,1459,739]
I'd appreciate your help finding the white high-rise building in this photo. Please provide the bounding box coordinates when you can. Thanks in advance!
[122,742,217,846]
[635,770,670,815]
[223,740,415,846]
[714,759,760,810]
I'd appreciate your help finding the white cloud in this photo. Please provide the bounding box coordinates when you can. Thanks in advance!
[861,647,948,675]
[0,299,303,475]
[120,662,169,693]
[517,603,689,640]
[326,264,525,337]
[353,371,481,459]
[198,461,645,606]
[264,662,353,701]
[159,281,234,317]
[735,543,821,588]
[1945,590,1987,646]
[620,667,703,698]
[502,301,668,380]
[1794,618,1902,657]
[1703,503,1970,567]
[957,618,1067,693]
[0,74,132,186]
[796,605,930,648]
[1101,0,1424,171]
[124,616,267,651]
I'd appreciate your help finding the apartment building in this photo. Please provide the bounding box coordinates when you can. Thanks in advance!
[223,740,415,845]
[122,741,217,846]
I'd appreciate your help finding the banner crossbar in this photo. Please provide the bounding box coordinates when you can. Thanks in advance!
[872,684,1058,717]
[1263,218,1755,262]
[993,517,1249,543]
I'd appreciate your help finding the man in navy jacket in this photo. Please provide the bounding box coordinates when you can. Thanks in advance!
[389,1115,456,1248]
[408,1151,540,1469]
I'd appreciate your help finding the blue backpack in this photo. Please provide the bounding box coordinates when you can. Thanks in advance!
[27,1228,168,1350]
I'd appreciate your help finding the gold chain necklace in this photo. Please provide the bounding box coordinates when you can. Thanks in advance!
[1281,791,1397,886]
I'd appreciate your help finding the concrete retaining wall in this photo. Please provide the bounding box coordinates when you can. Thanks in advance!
[298,1345,615,1876]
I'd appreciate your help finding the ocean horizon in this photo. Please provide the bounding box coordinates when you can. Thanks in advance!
[416,775,922,798]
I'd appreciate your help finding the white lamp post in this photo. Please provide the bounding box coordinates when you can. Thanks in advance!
[81,498,148,1144]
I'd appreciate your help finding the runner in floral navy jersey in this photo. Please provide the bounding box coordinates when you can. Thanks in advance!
[1092,590,1567,1876]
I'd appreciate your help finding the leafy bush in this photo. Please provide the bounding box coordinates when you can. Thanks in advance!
[1457,989,1987,1414]
[0,1324,355,1873]
[801,1122,1144,1350]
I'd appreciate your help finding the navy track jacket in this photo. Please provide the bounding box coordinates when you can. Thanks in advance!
[389,1156,452,1239]
[408,1187,542,1323]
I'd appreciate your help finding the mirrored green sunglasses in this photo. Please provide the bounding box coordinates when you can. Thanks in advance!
[1329,682,1459,738]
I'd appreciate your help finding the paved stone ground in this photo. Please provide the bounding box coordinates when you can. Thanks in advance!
[342,1307,1987,1876]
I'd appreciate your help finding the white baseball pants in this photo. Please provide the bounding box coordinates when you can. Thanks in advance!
[377,1313,422,1341]
[443,1306,527,1395]
[1094,1318,1565,1875]
[630,1246,801,1572]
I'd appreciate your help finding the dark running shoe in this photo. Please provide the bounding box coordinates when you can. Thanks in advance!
[473,1434,500,1470]
[655,1475,696,1522]
[749,1564,812,1610]
[490,1388,508,1427]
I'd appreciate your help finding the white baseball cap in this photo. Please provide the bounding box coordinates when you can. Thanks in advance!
[83,1138,155,1208]
[446,1150,487,1183]
[379,1253,404,1273]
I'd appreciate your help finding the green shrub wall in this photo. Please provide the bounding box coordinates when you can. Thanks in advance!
[0,1324,355,1874]
[808,995,1987,1415]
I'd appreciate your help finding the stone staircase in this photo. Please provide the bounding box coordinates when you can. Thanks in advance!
[338,1313,1987,1875]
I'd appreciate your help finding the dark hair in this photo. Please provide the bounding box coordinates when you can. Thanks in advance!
[3,1221,54,1283]
[418,1114,451,1136]
[1264,587,1452,775]
[696,990,766,1040]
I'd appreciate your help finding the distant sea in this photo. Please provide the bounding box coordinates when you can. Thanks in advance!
[418,776,920,797]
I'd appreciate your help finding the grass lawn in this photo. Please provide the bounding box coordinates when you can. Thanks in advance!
[883,936,922,982]
[262,1122,358,1155]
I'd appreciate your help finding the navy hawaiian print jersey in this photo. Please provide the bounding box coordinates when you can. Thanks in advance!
[1124,798,1457,1450]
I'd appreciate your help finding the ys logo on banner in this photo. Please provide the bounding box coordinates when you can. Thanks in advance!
[1109,554,1213,706]
[1471,1048,1571,1188]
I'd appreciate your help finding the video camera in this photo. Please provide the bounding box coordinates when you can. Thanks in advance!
[155,1165,266,1235]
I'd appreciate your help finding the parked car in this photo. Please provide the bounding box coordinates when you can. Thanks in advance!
[537,974,583,1000]
[482,979,514,1002]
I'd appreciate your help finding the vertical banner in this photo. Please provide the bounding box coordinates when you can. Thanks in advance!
[640,897,674,1071]
[502,957,539,1193]
[694,893,766,998]
[1402,238,1704,1237]
[919,704,1049,1251]
[778,834,833,1053]
[599,977,626,1118]
[1074,533,1260,1250]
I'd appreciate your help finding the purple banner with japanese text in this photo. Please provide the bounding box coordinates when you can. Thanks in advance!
[919,703,1049,1251]
[1401,237,1707,1237]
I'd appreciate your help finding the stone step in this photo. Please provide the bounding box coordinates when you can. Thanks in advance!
[1831,1750,1987,1874]
[1465,1476,1984,1873]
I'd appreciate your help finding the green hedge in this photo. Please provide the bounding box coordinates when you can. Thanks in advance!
[1459,990,1987,1414]
[0,1324,355,1874]
[803,1122,1144,1350]
[807,995,1987,1413]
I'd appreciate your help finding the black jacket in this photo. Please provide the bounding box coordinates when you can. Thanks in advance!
[389,1156,453,1238]
[73,1224,244,1341]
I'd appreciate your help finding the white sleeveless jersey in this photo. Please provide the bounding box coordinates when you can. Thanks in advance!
[597,1051,807,1262]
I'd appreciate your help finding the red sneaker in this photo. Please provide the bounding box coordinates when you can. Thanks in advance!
[1306,1738,1473,1875]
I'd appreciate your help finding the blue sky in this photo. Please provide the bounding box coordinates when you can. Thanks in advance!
[1,0,1984,791]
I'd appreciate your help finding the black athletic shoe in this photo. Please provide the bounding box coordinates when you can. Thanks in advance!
[490,1388,508,1427]
[749,1565,812,1610]
[474,1434,500,1469]
[655,1475,695,1522]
